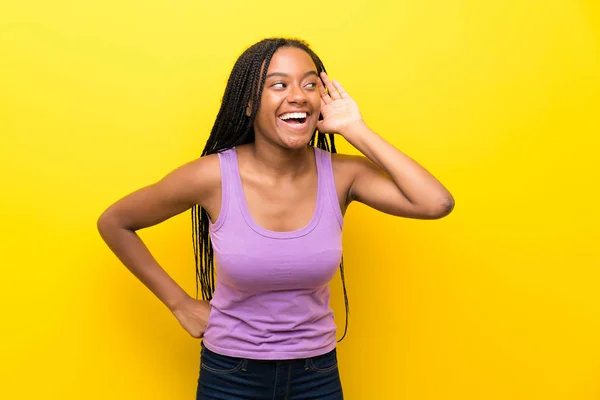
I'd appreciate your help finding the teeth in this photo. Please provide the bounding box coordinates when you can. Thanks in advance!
[279,112,307,120]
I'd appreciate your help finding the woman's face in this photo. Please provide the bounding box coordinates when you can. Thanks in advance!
[252,47,322,150]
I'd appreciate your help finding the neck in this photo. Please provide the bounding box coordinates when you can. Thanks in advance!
[248,138,314,178]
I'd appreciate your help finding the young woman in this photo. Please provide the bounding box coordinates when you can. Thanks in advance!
[97,37,454,399]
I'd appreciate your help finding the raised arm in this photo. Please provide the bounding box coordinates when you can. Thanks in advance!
[318,72,454,219]
[338,132,454,219]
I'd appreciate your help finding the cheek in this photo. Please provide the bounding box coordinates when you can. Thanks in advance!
[256,97,272,115]
[310,93,321,111]
[254,112,273,134]
[254,102,278,134]
[256,95,277,118]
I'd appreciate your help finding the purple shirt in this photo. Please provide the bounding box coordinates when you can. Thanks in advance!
[202,146,344,360]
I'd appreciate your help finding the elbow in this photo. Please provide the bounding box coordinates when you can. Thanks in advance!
[423,195,455,219]
[96,210,112,237]
[97,207,122,237]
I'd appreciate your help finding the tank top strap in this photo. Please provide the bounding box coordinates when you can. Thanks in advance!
[211,148,238,231]
[314,147,344,229]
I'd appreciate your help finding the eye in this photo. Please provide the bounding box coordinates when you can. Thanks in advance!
[272,82,286,88]
[305,82,317,89]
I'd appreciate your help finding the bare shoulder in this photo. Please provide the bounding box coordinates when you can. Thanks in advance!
[168,153,222,198]
[331,152,372,172]
[331,152,388,206]
[331,152,379,185]
[143,152,222,207]
[98,153,222,231]
[330,152,377,209]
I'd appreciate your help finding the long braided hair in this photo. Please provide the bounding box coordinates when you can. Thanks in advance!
[191,38,349,342]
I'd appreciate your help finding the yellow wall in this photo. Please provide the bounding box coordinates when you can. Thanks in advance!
[1,0,599,399]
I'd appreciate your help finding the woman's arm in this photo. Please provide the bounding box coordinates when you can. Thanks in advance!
[96,154,221,336]
[318,72,454,219]
[342,123,454,219]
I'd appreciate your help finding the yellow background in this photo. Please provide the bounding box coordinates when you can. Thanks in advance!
[1,0,599,399]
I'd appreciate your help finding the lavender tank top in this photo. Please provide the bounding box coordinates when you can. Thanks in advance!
[202,146,344,360]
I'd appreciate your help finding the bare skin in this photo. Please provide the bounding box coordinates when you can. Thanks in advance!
[97,46,454,339]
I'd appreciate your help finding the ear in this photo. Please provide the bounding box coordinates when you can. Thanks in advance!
[246,103,251,117]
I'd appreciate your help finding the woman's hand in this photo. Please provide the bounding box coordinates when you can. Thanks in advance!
[171,295,211,338]
[316,72,365,137]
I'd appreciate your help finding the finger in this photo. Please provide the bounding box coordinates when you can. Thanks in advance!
[320,72,340,99]
[332,80,349,99]
[320,72,341,100]
[317,77,332,104]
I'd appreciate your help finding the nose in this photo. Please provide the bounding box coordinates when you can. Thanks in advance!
[287,84,307,104]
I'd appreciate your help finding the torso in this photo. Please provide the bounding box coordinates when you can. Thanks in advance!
[201,144,347,359]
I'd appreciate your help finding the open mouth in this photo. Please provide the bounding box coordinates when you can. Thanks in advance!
[279,112,309,127]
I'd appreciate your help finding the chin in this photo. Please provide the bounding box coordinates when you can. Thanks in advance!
[281,133,313,149]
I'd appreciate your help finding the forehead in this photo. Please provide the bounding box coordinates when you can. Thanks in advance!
[266,47,317,75]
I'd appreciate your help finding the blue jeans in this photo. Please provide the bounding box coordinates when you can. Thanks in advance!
[196,342,344,399]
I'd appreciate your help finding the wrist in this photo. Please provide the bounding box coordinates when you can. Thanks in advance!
[167,291,191,313]
[341,120,371,144]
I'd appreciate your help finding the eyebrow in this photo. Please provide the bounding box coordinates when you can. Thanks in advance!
[265,71,319,80]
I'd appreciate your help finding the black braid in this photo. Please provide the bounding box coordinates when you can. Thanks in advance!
[192,38,350,342]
